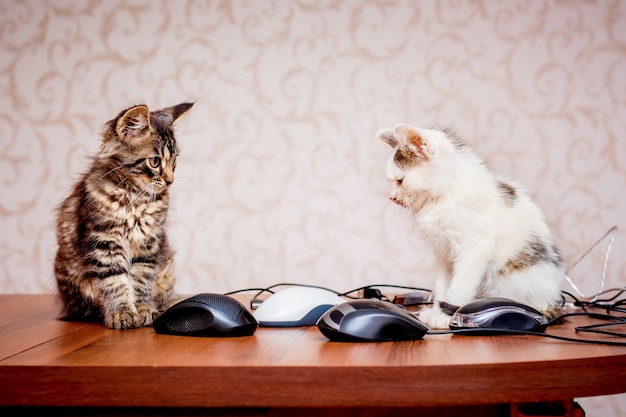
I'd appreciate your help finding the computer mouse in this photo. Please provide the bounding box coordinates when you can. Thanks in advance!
[253,286,345,327]
[449,297,549,333]
[317,299,429,342]
[153,293,258,337]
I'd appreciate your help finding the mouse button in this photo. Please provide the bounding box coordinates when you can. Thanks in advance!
[192,293,247,322]
[318,302,355,330]
[339,310,404,340]
[378,313,427,339]
[490,312,545,332]
[332,301,359,316]
[490,312,534,330]
[328,308,345,326]
[456,298,512,314]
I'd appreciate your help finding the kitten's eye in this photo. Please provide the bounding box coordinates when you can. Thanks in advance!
[396,178,404,186]
[147,157,161,169]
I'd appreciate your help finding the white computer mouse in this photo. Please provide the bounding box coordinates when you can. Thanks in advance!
[253,287,345,327]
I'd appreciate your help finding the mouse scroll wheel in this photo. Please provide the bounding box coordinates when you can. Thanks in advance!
[329,309,345,325]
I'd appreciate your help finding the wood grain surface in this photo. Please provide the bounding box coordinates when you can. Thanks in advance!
[0,294,625,411]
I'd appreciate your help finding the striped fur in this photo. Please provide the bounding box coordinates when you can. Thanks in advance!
[54,103,193,329]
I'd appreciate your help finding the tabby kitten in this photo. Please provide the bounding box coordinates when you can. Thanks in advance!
[377,124,565,329]
[54,102,193,329]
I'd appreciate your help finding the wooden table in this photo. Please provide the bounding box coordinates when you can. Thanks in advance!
[1,294,625,416]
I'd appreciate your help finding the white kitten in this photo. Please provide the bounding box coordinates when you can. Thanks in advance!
[377,124,564,329]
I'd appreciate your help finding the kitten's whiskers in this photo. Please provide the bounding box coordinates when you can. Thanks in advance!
[147,182,157,203]
[100,165,125,180]
[126,183,151,210]
[115,176,129,188]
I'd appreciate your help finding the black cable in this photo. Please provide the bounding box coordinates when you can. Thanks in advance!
[589,286,626,303]
[575,316,626,338]
[223,287,277,296]
[252,282,343,298]
[227,282,345,310]
[339,284,432,299]
[227,282,434,307]
[547,311,620,326]
[561,290,626,319]
[426,328,626,347]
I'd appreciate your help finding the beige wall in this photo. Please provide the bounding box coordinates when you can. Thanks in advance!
[1,1,624,414]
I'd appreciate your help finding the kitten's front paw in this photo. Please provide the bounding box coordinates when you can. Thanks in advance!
[104,305,158,329]
[418,308,452,329]
[105,309,140,330]
[135,303,159,327]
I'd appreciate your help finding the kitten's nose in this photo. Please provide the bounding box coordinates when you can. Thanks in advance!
[390,195,402,205]
[163,170,174,185]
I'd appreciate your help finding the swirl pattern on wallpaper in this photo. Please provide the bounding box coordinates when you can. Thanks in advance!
[1,0,624,287]
[2,0,625,299]
[1,2,626,412]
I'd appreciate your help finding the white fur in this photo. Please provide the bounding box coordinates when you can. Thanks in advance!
[380,124,564,329]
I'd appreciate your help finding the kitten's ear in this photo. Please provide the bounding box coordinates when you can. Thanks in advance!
[152,102,194,126]
[116,105,151,145]
[377,128,397,148]
[393,124,430,159]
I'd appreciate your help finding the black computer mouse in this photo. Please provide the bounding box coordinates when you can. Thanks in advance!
[317,299,429,342]
[153,293,258,337]
[449,297,549,334]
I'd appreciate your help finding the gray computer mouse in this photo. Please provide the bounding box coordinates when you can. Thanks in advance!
[153,293,258,337]
[317,299,429,342]
[449,297,549,333]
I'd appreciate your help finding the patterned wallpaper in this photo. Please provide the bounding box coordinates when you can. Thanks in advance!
[1,0,625,414]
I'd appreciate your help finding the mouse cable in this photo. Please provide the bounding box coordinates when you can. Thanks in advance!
[339,284,432,303]
[339,284,432,296]
[561,290,626,317]
[575,321,626,338]
[585,286,626,303]
[564,225,617,299]
[227,282,346,310]
[546,311,622,326]
[225,282,434,308]
[552,312,626,337]
[224,283,340,298]
[223,287,278,296]
[563,287,626,306]
[222,287,281,310]
[425,328,626,347]
[545,299,626,338]
[253,282,344,296]
[556,303,626,338]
